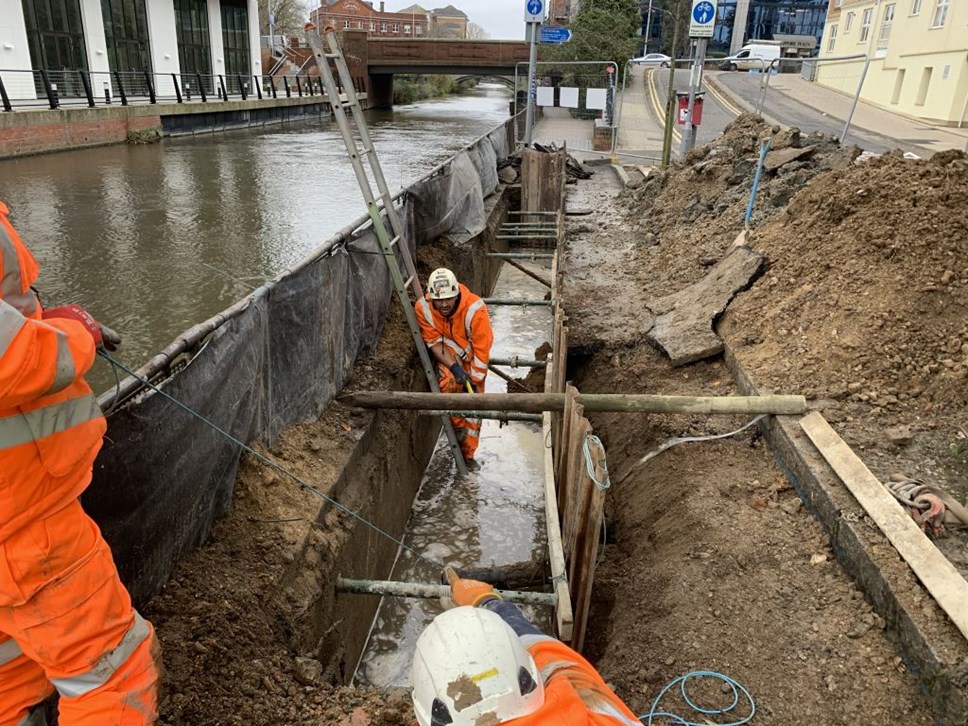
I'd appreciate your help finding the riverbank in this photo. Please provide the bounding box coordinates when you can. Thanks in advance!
[393,75,475,105]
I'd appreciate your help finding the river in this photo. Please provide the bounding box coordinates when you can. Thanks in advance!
[0,83,511,389]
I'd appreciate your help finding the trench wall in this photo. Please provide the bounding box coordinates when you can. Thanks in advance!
[84,116,517,606]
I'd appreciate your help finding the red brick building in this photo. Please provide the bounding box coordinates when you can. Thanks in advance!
[310,0,431,37]
[549,0,571,25]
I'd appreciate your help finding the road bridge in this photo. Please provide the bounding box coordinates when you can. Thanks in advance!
[338,32,530,108]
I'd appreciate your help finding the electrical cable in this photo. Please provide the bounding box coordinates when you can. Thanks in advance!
[640,670,755,726]
[97,350,445,573]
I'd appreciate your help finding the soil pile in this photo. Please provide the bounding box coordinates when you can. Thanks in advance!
[609,115,967,568]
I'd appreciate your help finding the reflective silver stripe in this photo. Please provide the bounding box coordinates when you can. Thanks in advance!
[587,702,641,726]
[470,370,486,382]
[51,612,150,698]
[464,298,486,341]
[465,427,481,438]
[519,633,556,648]
[0,637,23,666]
[43,328,76,395]
[0,393,101,449]
[417,297,434,327]
[472,356,488,370]
[441,337,468,360]
[0,299,26,357]
[16,708,48,726]
[0,224,37,316]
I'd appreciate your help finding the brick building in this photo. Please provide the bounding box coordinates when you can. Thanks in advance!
[309,0,431,37]
[428,4,468,38]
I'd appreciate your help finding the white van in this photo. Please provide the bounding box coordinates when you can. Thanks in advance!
[720,42,781,71]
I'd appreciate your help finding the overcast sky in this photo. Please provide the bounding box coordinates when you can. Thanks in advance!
[388,0,530,40]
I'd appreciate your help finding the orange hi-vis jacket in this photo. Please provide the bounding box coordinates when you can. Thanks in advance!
[415,283,494,386]
[0,201,106,542]
[483,600,641,725]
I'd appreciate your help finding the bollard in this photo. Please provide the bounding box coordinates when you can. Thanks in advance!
[103,81,111,105]
[49,82,59,109]
[184,82,191,101]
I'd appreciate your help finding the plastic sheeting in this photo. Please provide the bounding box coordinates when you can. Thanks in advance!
[83,118,516,603]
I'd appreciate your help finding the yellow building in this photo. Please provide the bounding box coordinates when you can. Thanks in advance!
[816,0,967,126]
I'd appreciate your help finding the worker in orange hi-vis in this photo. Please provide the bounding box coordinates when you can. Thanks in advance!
[410,570,642,725]
[414,268,494,466]
[0,201,160,726]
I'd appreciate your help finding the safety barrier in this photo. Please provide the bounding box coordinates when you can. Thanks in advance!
[0,67,367,112]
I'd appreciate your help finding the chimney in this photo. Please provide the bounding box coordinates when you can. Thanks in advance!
[380,1,385,11]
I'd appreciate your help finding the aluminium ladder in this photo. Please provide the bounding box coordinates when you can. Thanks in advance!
[306,24,468,475]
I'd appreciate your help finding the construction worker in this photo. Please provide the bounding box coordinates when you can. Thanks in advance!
[414,268,494,464]
[411,571,641,725]
[0,201,160,725]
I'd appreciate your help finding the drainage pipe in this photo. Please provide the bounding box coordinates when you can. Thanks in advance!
[336,577,558,607]
[489,357,546,368]
[343,392,808,415]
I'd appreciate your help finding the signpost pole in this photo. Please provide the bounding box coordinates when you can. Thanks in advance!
[524,20,540,146]
[679,37,706,155]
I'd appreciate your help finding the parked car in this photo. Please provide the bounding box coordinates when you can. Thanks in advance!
[631,53,672,68]
[718,43,781,71]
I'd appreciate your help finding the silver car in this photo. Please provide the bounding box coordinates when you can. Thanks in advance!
[631,53,671,67]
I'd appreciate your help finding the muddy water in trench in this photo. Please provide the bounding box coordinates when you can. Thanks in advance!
[0,84,510,390]
[355,264,553,687]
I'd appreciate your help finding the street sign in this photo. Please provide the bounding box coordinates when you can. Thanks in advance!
[525,0,544,23]
[689,0,717,38]
[539,25,572,44]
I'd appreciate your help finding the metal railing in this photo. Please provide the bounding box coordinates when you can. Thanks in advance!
[0,67,367,112]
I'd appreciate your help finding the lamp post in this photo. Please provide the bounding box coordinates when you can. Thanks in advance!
[644,0,654,55]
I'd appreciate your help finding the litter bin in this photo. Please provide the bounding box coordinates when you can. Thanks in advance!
[676,91,705,125]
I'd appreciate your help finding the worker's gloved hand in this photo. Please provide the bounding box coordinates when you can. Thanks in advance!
[43,305,121,352]
[450,574,502,608]
[449,363,471,388]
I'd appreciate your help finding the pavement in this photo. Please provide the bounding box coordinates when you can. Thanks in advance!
[710,71,968,157]
[531,107,594,151]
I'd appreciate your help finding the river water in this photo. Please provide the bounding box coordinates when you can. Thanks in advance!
[0,84,511,389]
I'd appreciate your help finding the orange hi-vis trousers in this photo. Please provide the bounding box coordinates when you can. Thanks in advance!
[438,365,483,461]
[0,501,160,726]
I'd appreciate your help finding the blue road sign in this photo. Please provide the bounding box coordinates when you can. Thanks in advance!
[693,1,715,23]
[526,0,543,16]
[539,25,573,44]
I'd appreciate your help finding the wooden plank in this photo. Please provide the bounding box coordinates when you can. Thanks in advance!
[800,412,968,642]
[544,360,574,642]
[562,418,592,564]
[572,437,608,652]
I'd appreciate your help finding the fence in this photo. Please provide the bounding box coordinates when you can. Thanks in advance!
[0,67,367,112]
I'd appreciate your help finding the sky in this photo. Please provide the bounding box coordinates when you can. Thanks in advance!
[388,0,530,40]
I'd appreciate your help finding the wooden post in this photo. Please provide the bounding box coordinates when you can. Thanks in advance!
[570,434,608,652]
[342,391,809,415]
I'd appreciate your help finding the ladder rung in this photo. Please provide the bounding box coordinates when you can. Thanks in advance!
[404,275,415,288]
[324,53,340,59]
[390,235,401,248]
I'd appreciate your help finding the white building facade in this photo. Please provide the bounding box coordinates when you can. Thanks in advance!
[0,0,262,100]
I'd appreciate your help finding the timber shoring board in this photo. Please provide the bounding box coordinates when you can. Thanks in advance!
[543,353,575,641]
[723,342,968,723]
[800,412,968,642]
[570,439,607,652]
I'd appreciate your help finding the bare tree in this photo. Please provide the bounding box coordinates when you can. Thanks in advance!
[259,0,310,39]
[467,22,491,40]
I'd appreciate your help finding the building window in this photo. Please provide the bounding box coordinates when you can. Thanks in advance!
[827,24,837,52]
[391,23,399,32]
[175,0,212,91]
[859,8,872,42]
[844,12,854,31]
[380,21,387,32]
[369,21,376,31]
[910,0,921,14]
[404,24,411,34]
[415,24,423,35]
[101,0,152,79]
[343,20,350,28]
[878,3,895,46]
[931,0,948,27]
[21,0,89,96]
[221,0,250,93]
[835,0,842,6]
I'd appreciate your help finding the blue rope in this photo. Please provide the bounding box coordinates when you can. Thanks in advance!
[640,671,755,726]
[583,434,610,490]
[97,350,445,572]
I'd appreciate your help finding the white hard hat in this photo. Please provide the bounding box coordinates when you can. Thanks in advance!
[427,268,459,300]
[412,607,544,726]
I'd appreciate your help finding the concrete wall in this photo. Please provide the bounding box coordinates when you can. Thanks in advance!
[817,0,968,125]
[146,0,182,98]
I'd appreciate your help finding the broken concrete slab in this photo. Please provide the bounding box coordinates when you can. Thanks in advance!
[646,246,766,367]
[764,146,815,172]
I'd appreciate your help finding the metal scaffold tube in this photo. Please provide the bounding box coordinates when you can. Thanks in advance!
[417,410,544,423]
[336,577,558,607]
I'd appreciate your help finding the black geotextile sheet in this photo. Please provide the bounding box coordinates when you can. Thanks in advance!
[82,120,514,603]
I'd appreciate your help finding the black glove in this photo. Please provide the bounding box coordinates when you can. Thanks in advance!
[449,363,471,387]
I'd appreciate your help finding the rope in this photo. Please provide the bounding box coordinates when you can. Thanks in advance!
[583,434,610,490]
[640,671,756,726]
[97,350,445,573]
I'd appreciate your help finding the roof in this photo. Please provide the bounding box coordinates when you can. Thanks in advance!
[397,3,430,13]
[431,4,467,18]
